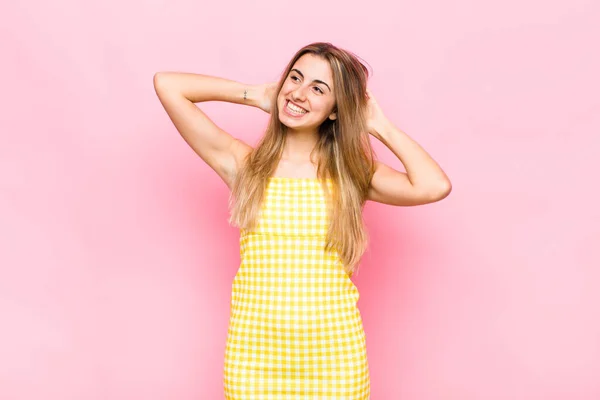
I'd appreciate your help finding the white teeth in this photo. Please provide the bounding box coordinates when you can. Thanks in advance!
[287,101,307,114]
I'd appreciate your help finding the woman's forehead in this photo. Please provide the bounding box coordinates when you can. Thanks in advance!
[291,54,333,82]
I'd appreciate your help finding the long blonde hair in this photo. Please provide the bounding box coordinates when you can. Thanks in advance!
[228,42,376,276]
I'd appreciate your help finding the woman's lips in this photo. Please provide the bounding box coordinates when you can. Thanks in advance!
[283,100,308,118]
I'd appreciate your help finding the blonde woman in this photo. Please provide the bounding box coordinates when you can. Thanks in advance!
[154,42,451,400]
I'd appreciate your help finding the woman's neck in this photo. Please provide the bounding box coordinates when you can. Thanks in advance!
[282,129,319,162]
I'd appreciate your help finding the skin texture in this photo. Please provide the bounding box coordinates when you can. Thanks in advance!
[277,54,337,135]
[274,53,338,174]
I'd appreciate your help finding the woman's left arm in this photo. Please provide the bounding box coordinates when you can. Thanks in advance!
[365,89,452,206]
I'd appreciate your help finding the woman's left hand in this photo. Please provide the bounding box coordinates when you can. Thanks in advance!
[365,89,390,141]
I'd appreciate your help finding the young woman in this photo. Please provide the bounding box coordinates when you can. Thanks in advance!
[154,42,451,400]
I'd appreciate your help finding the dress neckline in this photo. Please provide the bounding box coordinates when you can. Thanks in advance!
[270,176,317,180]
[269,176,332,181]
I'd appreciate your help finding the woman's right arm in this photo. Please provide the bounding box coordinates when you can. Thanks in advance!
[153,72,270,189]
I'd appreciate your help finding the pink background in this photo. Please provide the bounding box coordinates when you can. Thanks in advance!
[2,0,599,399]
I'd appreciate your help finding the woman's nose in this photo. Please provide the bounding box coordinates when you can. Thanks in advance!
[291,85,308,101]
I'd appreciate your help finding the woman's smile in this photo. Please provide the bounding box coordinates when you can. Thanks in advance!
[283,99,308,118]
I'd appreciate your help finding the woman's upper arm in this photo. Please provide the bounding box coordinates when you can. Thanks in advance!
[366,161,448,206]
[153,73,252,188]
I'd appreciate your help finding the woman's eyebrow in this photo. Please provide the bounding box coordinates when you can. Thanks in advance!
[291,68,331,92]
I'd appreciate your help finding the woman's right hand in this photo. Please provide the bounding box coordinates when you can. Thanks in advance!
[255,82,278,114]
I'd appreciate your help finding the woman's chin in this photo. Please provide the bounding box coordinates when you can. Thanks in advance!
[278,112,322,132]
[280,118,307,131]
[279,113,302,128]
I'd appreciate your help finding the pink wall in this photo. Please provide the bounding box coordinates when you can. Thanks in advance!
[2,0,599,399]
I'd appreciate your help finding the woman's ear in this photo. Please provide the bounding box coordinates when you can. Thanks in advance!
[328,107,338,120]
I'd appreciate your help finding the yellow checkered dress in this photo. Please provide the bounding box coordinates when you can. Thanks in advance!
[223,177,370,399]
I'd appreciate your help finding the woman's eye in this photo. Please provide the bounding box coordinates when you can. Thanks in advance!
[291,76,300,82]
[314,87,324,94]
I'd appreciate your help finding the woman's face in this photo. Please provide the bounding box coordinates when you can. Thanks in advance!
[277,53,337,132]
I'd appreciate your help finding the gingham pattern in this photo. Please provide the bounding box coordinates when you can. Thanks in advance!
[223,177,370,399]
